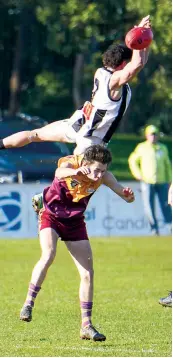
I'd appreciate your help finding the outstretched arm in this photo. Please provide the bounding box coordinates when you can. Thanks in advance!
[102,171,135,203]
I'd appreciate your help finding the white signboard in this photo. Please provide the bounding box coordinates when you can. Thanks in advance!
[0,182,171,238]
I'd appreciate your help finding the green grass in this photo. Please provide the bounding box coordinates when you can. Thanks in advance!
[0,237,172,357]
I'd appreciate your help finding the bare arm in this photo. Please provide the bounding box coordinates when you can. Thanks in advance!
[55,162,76,179]
[110,15,151,89]
[55,161,91,179]
[102,171,135,203]
[110,48,149,89]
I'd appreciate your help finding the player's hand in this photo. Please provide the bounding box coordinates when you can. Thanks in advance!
[122,187,135,203]
[137,15,151,28]
[75,166,91,176]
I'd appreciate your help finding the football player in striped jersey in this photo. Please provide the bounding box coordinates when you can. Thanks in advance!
[0,15,151,155]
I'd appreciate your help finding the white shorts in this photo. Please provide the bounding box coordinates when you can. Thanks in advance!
[63,109,105,154]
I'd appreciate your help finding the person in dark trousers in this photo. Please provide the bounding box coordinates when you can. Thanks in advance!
[128,125,172,235]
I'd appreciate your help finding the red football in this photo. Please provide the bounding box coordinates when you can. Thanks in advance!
[125,27,153,50]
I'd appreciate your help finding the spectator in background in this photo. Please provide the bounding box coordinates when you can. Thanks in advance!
[128,125,172,235]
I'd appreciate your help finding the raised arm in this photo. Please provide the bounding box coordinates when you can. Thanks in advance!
[110,15,151,89]
[109,48,149,88]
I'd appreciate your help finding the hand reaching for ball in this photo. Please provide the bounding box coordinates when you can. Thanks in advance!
[137,15,151,28]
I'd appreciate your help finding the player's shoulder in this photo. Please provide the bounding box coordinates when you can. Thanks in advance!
[94,67,110,77]
[59,154,84,169]
[94,67,102,77]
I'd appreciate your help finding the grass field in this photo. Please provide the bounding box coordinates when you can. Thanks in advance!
[0,236,172,357]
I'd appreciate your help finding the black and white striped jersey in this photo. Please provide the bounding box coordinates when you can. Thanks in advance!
[70,67,131,144]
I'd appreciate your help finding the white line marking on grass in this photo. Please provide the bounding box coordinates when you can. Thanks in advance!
[15,344,155,355]
[16,345,41,349]
[54,346,141,353]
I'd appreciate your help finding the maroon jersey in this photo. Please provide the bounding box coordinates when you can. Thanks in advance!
[43,154,102,219]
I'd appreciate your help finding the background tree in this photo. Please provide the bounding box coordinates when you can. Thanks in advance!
[0,0,171,134]
[124,0,172,133]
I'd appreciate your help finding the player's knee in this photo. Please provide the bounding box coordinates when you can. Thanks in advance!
[28,129,40,143]
[81,268,94,283]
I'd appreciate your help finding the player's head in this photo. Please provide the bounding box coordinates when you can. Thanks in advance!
[103,44,132,70]
[82,145,112,181]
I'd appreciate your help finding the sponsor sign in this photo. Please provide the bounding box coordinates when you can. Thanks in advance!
[0,183,171,238]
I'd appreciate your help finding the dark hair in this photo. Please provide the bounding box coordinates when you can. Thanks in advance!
[83,145,112,165]
[102,44,132,69]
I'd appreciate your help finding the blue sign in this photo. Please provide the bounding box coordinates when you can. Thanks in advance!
[0,192,21,231]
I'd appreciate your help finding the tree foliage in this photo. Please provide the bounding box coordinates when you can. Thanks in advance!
[124,0,172,133]
[0,0,172,133]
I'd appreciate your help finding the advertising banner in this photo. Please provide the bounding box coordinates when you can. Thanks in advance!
[0,183,171,238]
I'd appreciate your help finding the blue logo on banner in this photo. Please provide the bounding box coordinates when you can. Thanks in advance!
[0,192,21,231]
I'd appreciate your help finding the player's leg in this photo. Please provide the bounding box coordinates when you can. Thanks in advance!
[156,183,172,233]
[141,182,159,235]
[1,119,76,149]
[20,227,58,322]
[65,240,106,341]
[65,239,94,302]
